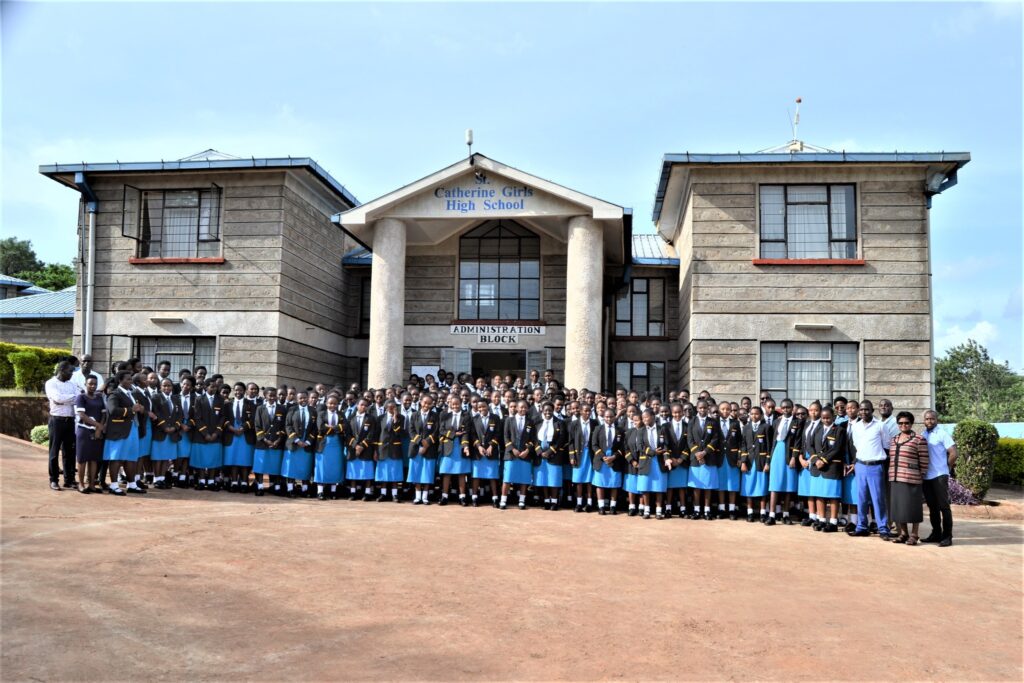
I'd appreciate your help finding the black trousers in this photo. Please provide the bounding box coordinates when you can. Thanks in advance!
[922,475,953,539]
[48,416,76,484]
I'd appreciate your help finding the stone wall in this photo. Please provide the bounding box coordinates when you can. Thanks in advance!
[0,397,49,440]
[0,319,73,348]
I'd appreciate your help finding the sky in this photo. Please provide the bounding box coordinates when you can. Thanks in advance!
[2,1,1021,368]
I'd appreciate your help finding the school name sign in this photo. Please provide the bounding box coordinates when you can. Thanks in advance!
[450,324,545,345]
[435,181,535,213]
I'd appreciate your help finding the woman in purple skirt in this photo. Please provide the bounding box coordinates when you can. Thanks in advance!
[74,375,106,493]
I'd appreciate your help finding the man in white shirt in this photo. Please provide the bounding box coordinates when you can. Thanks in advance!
[45,361,79,490]
[921,410,958,547]
[848,400,891,539]
[71,354,104,392]
[879,399,899,442]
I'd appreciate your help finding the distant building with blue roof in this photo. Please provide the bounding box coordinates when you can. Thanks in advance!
[0,286,75,348]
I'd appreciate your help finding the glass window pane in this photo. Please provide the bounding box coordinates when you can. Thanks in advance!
[520,300,539,319]
[460,260,478,278]
[648,322,665,336]
[459,300,476,318]
[479,299,498,319]
[633,362,648,377]
[462,240,479,258]
[499,300,519,319]
[521,240,540,258]
[615,322,631,336]
[499,260,519,278]
[789,361,830,407]
[786,204,829,259]
[521,260,539,277]
[830,185,857,241]
[499,239,520,257]
[479,279,498,300]
[648,279,664,322]
[788,185,827,202]
[760,186,786,240]
[459,281,477,299]
[615,363,630,390]
[830,241,856,259]
[760,343,787,392]
[480,238,500,257]
[480,260,499,278]
[631,293,648,336]
[760,241,787,259]
[634,279,648,293]
[520,279,539,298]
[649,363,665,396]
[499,279,518,298]
[615,289,630,322]
[832,343,859,392]
[787,343,830,361]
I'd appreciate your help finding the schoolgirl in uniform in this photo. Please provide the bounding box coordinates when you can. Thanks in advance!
[716,401,743,519]
[589,408,624,514]
[767,398,799,525]
[632,408,668,519]
[623,411,644,516]
[841,400,860,531]
[798,401,823,526]
[282,391,317,497]
[438,394,472,506]
[567,402,598,513]
[222,382,255,492]
[810,405,846,532]
[374,399,405,502]
[175,376,196,488]
[399,392,414,475]
[407,394,439,504]
[314,394,345,500]
[534,401,566,511]
[132,373,154,491]
[346,397,378,501]
[739,405,770,522]
[663,401,690,517]
[253,387,287,496]
[470,398,502,507]
[189,381,224,490]
[103,370,145,495]
[150,378,181,489]
[501,399,535,510]
[687,399,721,520]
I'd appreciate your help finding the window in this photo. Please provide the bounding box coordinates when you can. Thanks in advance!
[615,361,666,395]
[614,278,666,337]
[359,277,371,336]
[124,186,222,258]
[458,220,540,320]
[134,337,216,375]
[759,185,856,259]
[760,342,859,406]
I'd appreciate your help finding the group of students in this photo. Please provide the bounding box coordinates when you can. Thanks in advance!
[48,357,956,546]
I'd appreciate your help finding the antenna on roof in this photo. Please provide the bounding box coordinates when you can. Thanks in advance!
[756,97,836,154]
[792,97,801,143]
[466,128,474,165]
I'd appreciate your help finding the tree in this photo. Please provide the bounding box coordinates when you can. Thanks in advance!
[0,238,43,276]
[13,263,76,291]
[935,340,1024,422]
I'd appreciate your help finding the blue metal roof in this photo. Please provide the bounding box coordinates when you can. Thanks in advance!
[0,286,75,319]
[652,151,971,222]
[0,274,35,289]
[39,156,360,208]
[21,285,52,295]
[631,233,678,266]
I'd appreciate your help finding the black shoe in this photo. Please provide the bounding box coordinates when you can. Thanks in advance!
[110,487,126,496]
[611,507,618,515]
[703,512,713,521]
[439,497,449,506]
[765,516,776,526]
[492,499,500,508]
[628,509,638,517]
[878,532,894,541]
[938,537,953,547]
[471,498,479,507]
[287,489,297,498]
[499,502,507,510]
[847,529,870,537]
[376,493,388,502]
[843,522,856,533]
[823,523,838,533]
[746,513,755,523]
[255,488,264,497]
[689,512,701,520]
[574,505,583,513]
[656,511,665,520]
[459,497,469,507]
[801,518,814,527]
[518,503,526,510]
[126,486,146,494]
[729,510,738,521]
[782,516,793,525]
[599,508,607,516]
[642,510,651,519]
[63,480,76,489]
[813,522,824,532]
[229,483,239,493]
[760,513,769,524]
[921,533,943,543]
[317,492,327,501]
[49,481,61,491]
[868,522,878,534]
[412,499,423,505]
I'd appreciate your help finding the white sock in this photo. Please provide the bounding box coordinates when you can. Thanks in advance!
[610,500,617,509]
[769,511,776,519]
[155,476,165,483]
[257,482,264,490]
[729,503,736,511]
[629,504,637,511]
[851,513,859,524]
[587,498,593,506]
[134,474,141,482]
[656,507,663,515]
[414,490,422,502]
[109,482,119,490]
[391,488,398,498]
[350,486,356,494]
[775,505,782,513]
[127,481,139,490]
[302,484,309,492]
[747,507,753,514]
[179,474,186,481]
[459,493,466,500]
[783,511,790,518]
[472,494,478,501]
[317,485,324,493]
[287,483,294,491]
[704,506,711,513]
[829,518,838,525]
[500,495,508,505]
[364,487,373,495]
[598,499,606,509]
[718,504,725,511]
[330,485,337,492]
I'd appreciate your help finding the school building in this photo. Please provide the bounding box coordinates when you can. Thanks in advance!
[39,146,969,415]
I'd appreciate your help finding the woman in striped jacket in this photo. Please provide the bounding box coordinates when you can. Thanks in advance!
[888,411,930,546]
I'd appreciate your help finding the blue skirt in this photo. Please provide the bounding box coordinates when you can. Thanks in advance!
[281,449,313,480]
[688,463,718,490]
[534,461,563,487]
[592,466,622,489]
[472,458,500,480]
[103,423,139,462]
[815,475,842,499]
[151,437,178,462]
[503,459,533,485]
[667,466,689,489]
[314,436,344,484]
[190,441,223,470]
[177,432,192,459]
[842,472,857,504]
[624,472,640,494]
[346,458,374,481]
[137,426,152,458]
[572,448,595,484]
[375,458,404,482]
[717,462,741,492]
[223,438,254,467]
[637,464,667,493]
[768,441,798,493]
[439,438,472,475]
[798,457,813,496]
[253,447,283,476]
[407,455,436,485]
[741,468,768,498]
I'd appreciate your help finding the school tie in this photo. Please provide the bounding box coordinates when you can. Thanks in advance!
[675,422,681,441]
[582,423,589,443]
[453,412,459,431]
[606,426,613,446]
[330,412,337,428]
[301,407,307,425]
[518,417,524,434]
[699,417,705,430]
[235,401,241,421]
[721,419,727,434]
[357,415,363,433]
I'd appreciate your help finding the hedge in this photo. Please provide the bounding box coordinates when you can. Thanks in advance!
[30,424,49,445]
[993,438,1024,487]
[0,342,73,391]
[953,419,999,500]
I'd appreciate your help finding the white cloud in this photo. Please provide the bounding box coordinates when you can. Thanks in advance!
[935,320,999,354]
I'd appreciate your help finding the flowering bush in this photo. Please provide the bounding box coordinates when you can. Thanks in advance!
[948,478,980,506]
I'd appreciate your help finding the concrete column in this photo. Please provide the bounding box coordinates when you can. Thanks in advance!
[564,215,603,390]
[367,218,406,387]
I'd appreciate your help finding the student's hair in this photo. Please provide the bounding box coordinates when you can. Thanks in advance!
[56,360,74,374]
[780,398,794,408]
[179,369,191,378]
[127,357,140,367]
[896,410,914,425]
[116,369,133,383]
[158,360,171,369]
[195,366,207,373]
[115,361,129,372]
[834,395,847,404]
[750,405,764,416]
[820,405,834,417]
[210,373,223,383]
[809,400,822,410]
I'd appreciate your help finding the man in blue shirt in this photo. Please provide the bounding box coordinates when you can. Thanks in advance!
[921,410,958,547]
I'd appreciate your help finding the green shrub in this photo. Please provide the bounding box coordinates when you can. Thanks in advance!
[29,424,49,445]
[0,343,72,390]
[0,342,18,388]
[8,351,41,391]
[993,438,1024,486]
[953,419,999,499]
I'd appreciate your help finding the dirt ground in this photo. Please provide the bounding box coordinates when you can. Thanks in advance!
[2,436,1022,682]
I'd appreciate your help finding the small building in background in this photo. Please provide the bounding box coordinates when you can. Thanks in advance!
[0,286,75,348]
[0,274,52,300]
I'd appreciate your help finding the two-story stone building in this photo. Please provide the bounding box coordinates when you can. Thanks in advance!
[40,147,967,414]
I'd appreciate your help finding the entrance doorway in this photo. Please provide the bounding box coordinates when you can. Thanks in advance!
[472,350,525,380]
